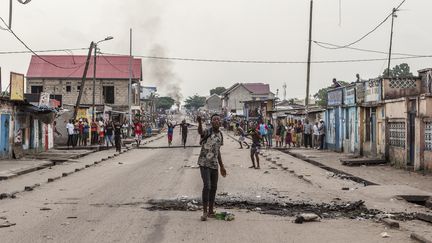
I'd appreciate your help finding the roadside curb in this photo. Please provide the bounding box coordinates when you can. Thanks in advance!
[0,134,166,200]
[279,149,379,186]
[411,233,432,243]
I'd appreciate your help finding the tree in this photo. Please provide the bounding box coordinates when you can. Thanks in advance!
[184,95,206,110]
[313,80,349,107]
[156,96,175,110]
[382,63,414,78]
[210,87,226,95]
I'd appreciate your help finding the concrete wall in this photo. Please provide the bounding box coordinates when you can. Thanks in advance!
[225,85,251,115]
[206,95,222,113]
[27,78,132,106]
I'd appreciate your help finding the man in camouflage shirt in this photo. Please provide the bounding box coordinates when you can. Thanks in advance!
[197,114,227,221]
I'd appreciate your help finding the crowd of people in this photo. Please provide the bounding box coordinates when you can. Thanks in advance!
[66,118,153,152]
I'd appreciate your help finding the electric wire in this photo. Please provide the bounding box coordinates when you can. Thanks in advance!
[0,16,88,69]
[0,48,88,55]
[320,0,406,49]
[313,40,420,57]
[101,52,432,64]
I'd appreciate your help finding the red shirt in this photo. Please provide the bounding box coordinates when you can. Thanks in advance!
[134,123,143,135]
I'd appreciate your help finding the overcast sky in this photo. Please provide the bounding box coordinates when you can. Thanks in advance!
[1,0,431,101]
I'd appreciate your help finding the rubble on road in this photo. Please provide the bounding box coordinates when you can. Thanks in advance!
[294,213,321,224]
[145,197,416,221]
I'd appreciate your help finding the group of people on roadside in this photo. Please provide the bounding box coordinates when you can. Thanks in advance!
[274,119,326,150]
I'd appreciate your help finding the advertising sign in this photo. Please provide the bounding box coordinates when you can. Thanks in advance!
[10,72,25,101]
[39,92,50,107]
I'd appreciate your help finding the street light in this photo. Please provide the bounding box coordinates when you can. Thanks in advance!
[92,36,114,123]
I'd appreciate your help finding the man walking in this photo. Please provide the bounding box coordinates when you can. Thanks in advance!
[197,114,227,221]
[267,120,274,148]
[179,119,190,148]
[303,119,312,148]
[248,127,262,169]
[235,123,249,149]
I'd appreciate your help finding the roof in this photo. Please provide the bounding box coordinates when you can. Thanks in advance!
[222,83,271,96]
[27,55,142,80]
[242,83,270,95]
[206,94,221,101]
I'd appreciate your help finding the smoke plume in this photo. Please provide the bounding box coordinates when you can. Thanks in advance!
[145,45,183,102]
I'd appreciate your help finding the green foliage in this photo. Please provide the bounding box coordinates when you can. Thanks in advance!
[313,81,349,107]
[382,63,414,78]
[156,96,175,110]
[184,95,206,110]
[210,87,226,95]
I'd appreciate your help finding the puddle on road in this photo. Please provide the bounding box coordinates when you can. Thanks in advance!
[145,197,415,221]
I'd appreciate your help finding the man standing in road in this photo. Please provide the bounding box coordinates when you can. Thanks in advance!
[313,121,320,149]
[66,119,75,149]
[197,114,227,221]
[179,119,190,149]
[303,119,312,148]
[133,119,143,147]
[319,119,326,150]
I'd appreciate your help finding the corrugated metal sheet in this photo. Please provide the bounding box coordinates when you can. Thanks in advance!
[26,55,142,80]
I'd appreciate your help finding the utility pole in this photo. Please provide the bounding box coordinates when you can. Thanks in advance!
[387,8,397,78]
[73,42,94,120]
[128,28,133,136]
[8,0,32,29]
[305,0,313,112]
[92,43,97,122]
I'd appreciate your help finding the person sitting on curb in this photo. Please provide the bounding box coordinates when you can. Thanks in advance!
[197,114,227,221]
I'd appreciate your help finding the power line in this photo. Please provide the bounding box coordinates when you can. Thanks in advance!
[101,52,432,64]
[313,40,420,57]
[99,53,129,73]
[0,16,87,69]
[320,0,406,50]
[0,47,88,55]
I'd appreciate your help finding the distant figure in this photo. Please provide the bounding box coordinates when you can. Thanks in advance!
[134,119,143,147]
[66,120,75,149]
[235,123,249,149]
[313,122,320,149]
[267,120,274,148]
[318,119,326,150]
[105,121,115,147]
[167,122,177,146]
[114,121,122,152]
[179,119,191,148]
[248,126,262,169]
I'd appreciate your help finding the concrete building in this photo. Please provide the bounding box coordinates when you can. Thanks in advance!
[26,55,142,113]
[0,97,56,159]
[221,83,275,116]
[205,94,222,113]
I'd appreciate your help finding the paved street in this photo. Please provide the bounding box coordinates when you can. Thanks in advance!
[1,129,428,243]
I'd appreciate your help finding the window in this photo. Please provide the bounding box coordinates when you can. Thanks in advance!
[425,122,432,151]
[389,122,405,148]
[31,86,43,94]
[77,86,81,91]
[66,86,71,92]
[103,86,115,104]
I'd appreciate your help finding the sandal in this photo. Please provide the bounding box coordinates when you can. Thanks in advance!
[248,166,255,169]
[200,214,207,221]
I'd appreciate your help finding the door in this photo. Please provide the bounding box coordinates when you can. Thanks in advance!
[371,108,377,155]
[408,113,416,166]
[0,114,10,157]
[335,108,340,150]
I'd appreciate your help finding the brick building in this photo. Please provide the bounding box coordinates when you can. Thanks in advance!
[26,55,142,112]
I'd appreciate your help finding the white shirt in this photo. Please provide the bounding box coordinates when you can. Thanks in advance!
[66,123,74,135]
[313,125,319,135]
